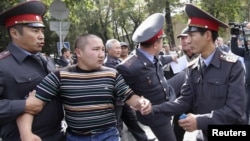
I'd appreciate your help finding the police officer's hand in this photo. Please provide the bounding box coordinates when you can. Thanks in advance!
[172,55,178,63]
[130,96,152,114]
[139,96,152,115]
[178,113,198,132]
[25,90,45,115]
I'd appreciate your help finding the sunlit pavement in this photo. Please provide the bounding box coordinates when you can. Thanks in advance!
[121,123,157,141]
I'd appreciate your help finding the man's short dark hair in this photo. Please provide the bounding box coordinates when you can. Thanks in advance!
[61,47,68,55]
[195,27,218,42]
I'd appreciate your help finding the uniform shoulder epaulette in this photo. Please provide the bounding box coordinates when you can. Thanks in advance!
[121,55,138,67]
[187,57,198,68]
[0,51,11,60]
[220,53,239,63]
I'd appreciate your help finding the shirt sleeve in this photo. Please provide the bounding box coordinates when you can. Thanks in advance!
[114,73,134,102]
[35,71,61,102]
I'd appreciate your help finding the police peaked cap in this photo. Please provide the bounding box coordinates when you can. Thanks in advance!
[177,26,188,39]
[0,0,46,28]
[185,3,229,32]
[132,13,165,43]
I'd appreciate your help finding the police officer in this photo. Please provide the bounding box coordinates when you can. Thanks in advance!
[104,39,155,141]
[0,1,65,141]
[150,4,246,141]
[116,13,178,141]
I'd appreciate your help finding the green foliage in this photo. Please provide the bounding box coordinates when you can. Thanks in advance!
[196,0,249,41]
[0,0,19,51]
[0,0,249,52]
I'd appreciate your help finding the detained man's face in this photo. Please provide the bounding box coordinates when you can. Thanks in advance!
[76,37,105,70]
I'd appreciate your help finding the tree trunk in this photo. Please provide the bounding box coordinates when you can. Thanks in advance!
[165,0,175,48]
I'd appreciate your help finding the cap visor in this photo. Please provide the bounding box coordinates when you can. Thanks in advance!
[177,34,187,38]
[188,26,200,32]
[26,23,45,27]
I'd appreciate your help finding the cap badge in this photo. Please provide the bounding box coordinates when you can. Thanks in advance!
[36,16,40,21]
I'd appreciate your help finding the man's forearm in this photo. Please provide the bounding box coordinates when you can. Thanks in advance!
[16,113,35,139]
[17,92,45,141]
[16,90,45,141]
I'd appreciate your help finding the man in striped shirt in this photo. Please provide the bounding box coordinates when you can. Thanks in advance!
[16,33,152,141]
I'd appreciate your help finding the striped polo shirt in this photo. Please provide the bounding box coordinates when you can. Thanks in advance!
[35,65,134,134]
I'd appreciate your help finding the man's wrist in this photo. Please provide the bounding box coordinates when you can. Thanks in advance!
[133,97,142,110]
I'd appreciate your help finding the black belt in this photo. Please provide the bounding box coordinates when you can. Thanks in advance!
[67,127,113,136]
[67,128,93,136]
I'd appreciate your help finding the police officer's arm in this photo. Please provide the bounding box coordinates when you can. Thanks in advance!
[159,55,178,65]
[17,71,61,141]
[0,66,27,125]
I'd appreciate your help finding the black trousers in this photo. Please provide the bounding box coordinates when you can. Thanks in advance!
[149,119,176,141]
[173,114,186,141]
[121,104,148,141]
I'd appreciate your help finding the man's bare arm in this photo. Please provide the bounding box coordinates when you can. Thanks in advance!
[16,90,45,141]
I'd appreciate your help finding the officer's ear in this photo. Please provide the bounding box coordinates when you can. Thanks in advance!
[204,30,213,41]
[153,38,162,49]
[9,27,20,39]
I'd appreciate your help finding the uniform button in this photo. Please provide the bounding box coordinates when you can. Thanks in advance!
[164,88,166,91]
[160,80,163,83]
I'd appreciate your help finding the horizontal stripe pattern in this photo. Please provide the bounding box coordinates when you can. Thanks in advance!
[35,66,134,133]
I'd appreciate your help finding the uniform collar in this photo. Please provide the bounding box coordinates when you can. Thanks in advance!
[137,48,154,63]
[7,42,30,63]
[200,49,215,67]
[209,48,223,68]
